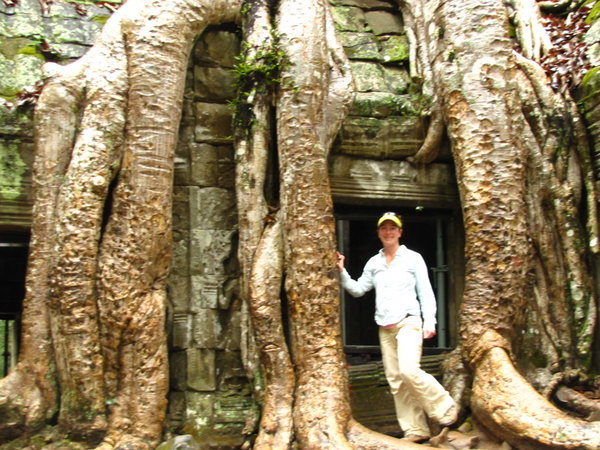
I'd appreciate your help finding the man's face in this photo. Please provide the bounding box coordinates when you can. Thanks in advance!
[377,221,402,245]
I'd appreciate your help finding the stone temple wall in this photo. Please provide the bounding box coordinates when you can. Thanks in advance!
[167,25,252,444]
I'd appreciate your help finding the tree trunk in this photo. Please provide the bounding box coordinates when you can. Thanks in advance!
[398,0,599,447]
[0,0,241,447]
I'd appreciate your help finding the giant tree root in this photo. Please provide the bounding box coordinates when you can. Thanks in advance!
[554,385,600,421]
[471,347,600,449]
[347,419,437,449]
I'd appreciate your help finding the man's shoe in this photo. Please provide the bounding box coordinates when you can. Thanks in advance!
[401,434,430,443]
[438,402,458,427]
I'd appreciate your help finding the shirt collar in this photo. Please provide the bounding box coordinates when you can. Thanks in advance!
[378,244,405,257]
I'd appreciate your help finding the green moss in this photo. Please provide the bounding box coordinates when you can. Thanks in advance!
[16,44,45,60]
[231,31,288,133]
[0,143,27,201]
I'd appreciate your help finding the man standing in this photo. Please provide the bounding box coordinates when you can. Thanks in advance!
[336,212,457,443]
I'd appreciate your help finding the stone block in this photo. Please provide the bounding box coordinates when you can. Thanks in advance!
[0,53,43,99]
[350,92,414,117]
[189,229,236,277]
[364,10,403,35]
[50,43,89,60]
[167,391,186,425]
[194,102,232,144]
[382,66,410,94]
[330,0,395,10]
[194,30,240,68]
[335,115,424,158]
[168,275,190,313]
[191,276,223,309]
[187,348,217,391]
[218,309,242,351]
[194,66,236,102]
[185,392,215,427]
[190,143,219,186]
[338,32,379,60]
[350,61,388,92]
[0,139,31,201]
[170,350,187,391]
[170,312,190,349]
[191,308,221,348]
[172,186,191,235]
[331,6,369,33]
[189,186,236,230]
[378,34,409,63]
[190,143,235,188]
[329,155,459,206]
[213,393,254,425]
[174,151,190,186]
[216,350,247,391]
[0,0,45,38]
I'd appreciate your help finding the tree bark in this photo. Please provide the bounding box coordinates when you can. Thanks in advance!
[0,0,241,447]
[275,0,355,446]
[397,0,599,447]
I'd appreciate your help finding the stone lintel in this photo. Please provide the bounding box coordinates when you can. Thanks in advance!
[330,155,458,207]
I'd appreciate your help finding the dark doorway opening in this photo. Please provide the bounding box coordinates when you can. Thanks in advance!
[336,206,453,362]
[0,232,28,376]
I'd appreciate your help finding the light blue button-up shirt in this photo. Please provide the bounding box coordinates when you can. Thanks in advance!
[340,245,437,332]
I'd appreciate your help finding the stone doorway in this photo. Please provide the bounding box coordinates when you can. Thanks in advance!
[335,205,461,365]
[0,232,28,377]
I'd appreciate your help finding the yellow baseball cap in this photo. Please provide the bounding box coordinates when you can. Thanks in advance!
[377,212,402,228]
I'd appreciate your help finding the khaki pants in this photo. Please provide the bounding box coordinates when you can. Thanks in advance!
[379,315,454,437]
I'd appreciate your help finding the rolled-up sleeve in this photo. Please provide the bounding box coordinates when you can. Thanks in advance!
[413,253,437,332]
[340,265,374,298]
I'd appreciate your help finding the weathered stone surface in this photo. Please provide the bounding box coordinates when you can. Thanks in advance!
[189,231,235,278]
[193,102,233,144]
[193,29,240,68]
[0,138,33,230]
[335,115,424,158]
[382,65,410,93]
[331,5,369,32]
[185,392,216,429]
[364,10,403,35]
[350,92,415,117]
[191,275,225,309]
[218,309,241,350]
[189,143,235,188]
[0,0,45,37]
[168,274,190,314]
[330,0,395,10]
[170,312,190,349]
[192,309,220,348]
[187,348,217,391]
[170,351,188,391]
[167,391,186,424]
[338,31,380,60]
[0,0,109,61]
[193,66,236,102]
[0,53,43,98]
[350,61,389,92]
[378,34,409,63]
[216,351,247,391]
[157,434,202,450]
[330,155,458,207]
[189,186,236,230]
[0,104,32,135]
